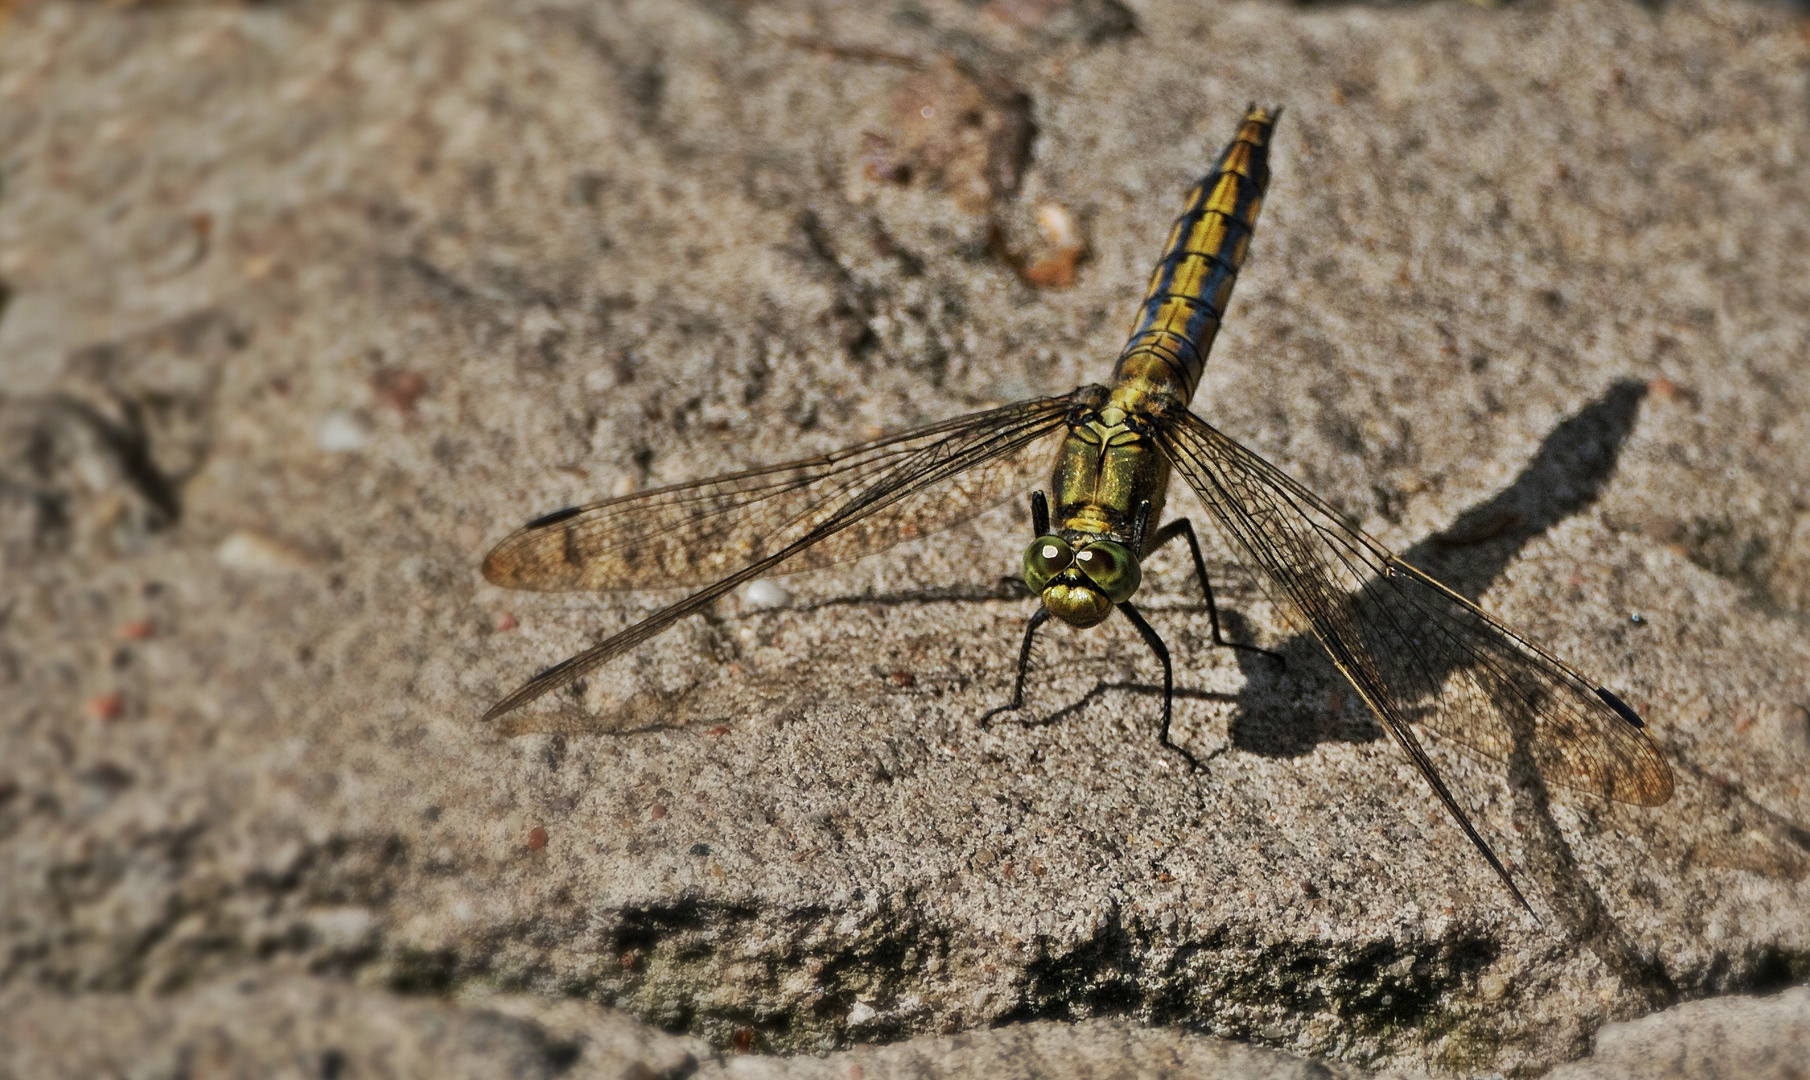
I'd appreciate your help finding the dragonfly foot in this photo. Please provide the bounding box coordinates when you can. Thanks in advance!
[982,607,1050,730]
[978,701,1022,729]
[1160,737,1202,771]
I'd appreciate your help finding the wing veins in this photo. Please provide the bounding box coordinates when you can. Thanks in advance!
[482,393,1078,720]
[485,395,1077,592]
[1152,404,1672,907]
[1161,409,1670,801]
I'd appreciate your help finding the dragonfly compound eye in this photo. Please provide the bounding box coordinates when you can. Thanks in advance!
[1022,536,1074,592]
[1074,541,1142,604]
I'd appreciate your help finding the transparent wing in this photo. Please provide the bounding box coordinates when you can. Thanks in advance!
[485,395,1076,592]
[1155,403,1672,911]
[481,390,1082,720]
[1154,403,1674,807]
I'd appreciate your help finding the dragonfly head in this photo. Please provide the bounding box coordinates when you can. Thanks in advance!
[1022,534,1141,629]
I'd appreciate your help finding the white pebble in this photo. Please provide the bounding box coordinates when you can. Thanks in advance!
[316,410,370,452]
[217,529,314,573]
[742,579,792,609]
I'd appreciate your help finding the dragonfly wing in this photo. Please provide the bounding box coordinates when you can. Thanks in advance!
[485,394,1076,592]
[1152,402,1674,807]
[482,391,1082,720]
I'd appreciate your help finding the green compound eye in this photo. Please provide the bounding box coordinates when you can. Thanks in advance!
[1022,536,1074,593]
[1073,541,1142,603]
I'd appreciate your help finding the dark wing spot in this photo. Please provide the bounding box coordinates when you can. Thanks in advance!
[525,505,583,529]
[562,525,582,568]
[1595,687,1645,729]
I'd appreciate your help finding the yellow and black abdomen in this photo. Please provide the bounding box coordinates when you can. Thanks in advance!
[1112,106,1277,406]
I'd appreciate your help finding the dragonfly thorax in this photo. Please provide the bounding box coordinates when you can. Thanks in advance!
[1022,533,1142,629]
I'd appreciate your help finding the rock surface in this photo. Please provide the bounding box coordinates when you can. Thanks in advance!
[2,0,1808,1077]
[0,972,1402,1080]
[1546,985,1810,1080]
[4,973,1805,1079]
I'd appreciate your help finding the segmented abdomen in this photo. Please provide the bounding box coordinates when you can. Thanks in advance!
[1112,106,1277,404]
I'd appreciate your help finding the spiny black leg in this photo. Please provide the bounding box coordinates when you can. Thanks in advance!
[1128,499,1153,554]
[1146,517,1285,668]
[981,606,1051,728]
[981,490,1054,728]
[1117,600,1197,770]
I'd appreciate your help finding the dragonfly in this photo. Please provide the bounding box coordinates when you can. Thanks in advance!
[481,105,1674,912]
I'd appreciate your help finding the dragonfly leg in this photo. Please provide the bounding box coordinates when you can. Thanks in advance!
[980,606,1051,728]
[1146,517,1285,668]
[1117,600,1198,770]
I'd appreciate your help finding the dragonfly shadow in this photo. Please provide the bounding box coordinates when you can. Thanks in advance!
[1227,378,1650,759]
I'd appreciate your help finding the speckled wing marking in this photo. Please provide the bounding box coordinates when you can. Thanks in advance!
[480,392,1079,719]
[1113,105,1276,404]
[1152,402,1674,905]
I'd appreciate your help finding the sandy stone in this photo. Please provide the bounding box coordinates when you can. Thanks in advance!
[0,975,709,1080]
[1,0,1806,1077]
[0,973,1411,1079]
[4,975,1804,1079]
[1545,985,1810,1080]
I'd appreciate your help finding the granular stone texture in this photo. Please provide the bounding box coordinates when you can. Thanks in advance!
[0,974,709,1080]
[0,972,1407,1080]
[4,975,1803,1079]
[1,0,1807,1077]
[1544,985,1810,1080]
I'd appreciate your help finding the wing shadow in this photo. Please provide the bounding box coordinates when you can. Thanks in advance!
[1226,378,1649,758]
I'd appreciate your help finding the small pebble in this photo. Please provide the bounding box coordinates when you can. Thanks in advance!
[1035,202,1080,250]
[1023,203,1085,288]
[742,579,792,609]
[316,410,371,452]
[527,826,548,850]
[217,530,314,573]
[371,370,427,414]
